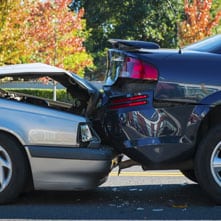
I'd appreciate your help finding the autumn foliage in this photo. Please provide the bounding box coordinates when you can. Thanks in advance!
[179,0,221,46]
[0,0,93,77]
[0,0,27,65]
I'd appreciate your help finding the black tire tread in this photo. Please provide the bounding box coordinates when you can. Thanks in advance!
[195,126,221,204]
[0,133,28,204]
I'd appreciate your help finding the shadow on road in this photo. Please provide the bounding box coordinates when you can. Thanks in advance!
[0,184,220,220]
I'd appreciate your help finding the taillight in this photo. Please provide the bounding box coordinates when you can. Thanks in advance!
[109,94,148,110]
[121,57,158,81]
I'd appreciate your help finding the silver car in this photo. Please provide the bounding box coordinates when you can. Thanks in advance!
[0,63,113,204]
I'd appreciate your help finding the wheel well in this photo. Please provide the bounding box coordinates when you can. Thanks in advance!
[197,105,221,147]
[0,130,34,191]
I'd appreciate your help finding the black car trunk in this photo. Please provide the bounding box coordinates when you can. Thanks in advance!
[104,49,157,95]
[93,44,160,150]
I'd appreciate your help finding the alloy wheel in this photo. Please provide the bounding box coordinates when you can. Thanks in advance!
[0,146,12,192]
[211,141,221,187]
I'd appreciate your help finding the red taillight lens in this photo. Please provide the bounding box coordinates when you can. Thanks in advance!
[122,57,158,81]
[111,95,147,104]
[109,95,148,110]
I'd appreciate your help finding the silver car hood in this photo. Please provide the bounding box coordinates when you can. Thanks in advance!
[0,63,101,117]
[0,63,98,96]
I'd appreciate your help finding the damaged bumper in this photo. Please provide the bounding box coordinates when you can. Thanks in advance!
[26,146,113,190]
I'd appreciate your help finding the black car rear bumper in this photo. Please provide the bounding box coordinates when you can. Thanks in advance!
[123,137,194,170]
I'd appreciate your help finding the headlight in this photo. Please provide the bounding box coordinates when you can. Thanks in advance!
[78,123,100,147]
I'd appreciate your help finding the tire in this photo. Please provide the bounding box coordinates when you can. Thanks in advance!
[195,126,221,204]
[180,169,198,183]
[0,134,28,204]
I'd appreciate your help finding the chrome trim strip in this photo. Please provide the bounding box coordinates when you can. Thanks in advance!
[27,146,113,160]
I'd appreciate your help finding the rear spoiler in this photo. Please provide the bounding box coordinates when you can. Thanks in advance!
[108,39,160,50]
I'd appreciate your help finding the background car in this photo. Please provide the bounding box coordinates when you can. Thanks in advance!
[98,34,221,204]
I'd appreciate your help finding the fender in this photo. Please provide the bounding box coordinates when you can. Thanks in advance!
[0,99,80,147]
[185,91,221,145]
[190,90,221,122]
[200,90,221,106]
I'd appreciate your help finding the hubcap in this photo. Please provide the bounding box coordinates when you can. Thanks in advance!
[211,141,221,187]
[0,146,12,192]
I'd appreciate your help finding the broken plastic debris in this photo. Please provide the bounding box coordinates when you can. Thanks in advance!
[112,188,118,192]
[168,200,188,208]
[172,203,188,209]
[152,208,164,212]
[137,207,144,211]
[129,188,137,191]
[180,182,188,186]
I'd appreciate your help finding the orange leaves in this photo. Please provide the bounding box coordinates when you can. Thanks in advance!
[179,0,221,46]
[24,0,92,75]
[0,0,93,77]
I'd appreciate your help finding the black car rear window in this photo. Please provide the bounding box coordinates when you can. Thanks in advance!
[184,35,221,54]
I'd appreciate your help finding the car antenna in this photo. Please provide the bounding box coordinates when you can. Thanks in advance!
[166,0,182,54]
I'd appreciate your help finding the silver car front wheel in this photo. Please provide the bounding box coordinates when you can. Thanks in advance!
[0,134,28,204]
[0,145,12,192]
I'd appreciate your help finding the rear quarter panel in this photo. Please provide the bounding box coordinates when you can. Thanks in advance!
[102,50,221,168]
[151,51,221,102]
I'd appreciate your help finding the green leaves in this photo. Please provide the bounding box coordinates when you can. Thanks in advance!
[80,0,183,79]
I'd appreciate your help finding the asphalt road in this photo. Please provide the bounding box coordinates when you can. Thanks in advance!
[0,168,221,220]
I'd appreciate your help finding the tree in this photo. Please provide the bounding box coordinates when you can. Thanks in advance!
[0,0,28,65]
[0,0,93,77]
[69,0,183,79]
[179,0,221,46]
[0,0,10,30]
[24,0,93,76]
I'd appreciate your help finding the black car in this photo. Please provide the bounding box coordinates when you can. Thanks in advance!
[95,34,221,204]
